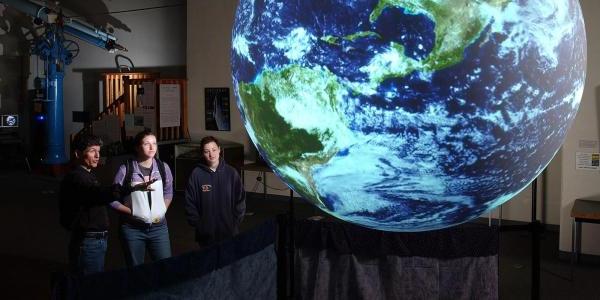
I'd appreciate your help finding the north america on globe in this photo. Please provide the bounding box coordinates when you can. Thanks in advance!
[231,0,587,231]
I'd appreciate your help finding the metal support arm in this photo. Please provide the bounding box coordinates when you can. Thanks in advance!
[1,0,126,164]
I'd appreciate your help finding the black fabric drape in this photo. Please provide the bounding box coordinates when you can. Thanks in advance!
[294,221,499,300]
[295,220,499,258]
[52,219,277,300]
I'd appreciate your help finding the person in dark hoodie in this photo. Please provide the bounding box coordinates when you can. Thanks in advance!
[185,136,246,247]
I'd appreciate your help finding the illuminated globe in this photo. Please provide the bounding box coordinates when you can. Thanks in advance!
[231,0,586,231]
[6,115,17,127]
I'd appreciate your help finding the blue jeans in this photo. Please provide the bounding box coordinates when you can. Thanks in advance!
[68,232,108,275]
[120,221,171,267]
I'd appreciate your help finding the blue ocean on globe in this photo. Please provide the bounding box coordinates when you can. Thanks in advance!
[231,0,587,231]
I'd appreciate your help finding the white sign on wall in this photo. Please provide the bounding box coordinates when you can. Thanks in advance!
[159,84,181,128]
[141,81,156,107]
[576,152,600,171]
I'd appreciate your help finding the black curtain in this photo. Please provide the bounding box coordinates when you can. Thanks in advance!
[52,219,277,300]
[294,221,499,300]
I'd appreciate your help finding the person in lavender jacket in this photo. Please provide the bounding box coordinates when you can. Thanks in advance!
[111,129,174,266]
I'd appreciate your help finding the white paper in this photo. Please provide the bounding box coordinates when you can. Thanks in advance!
[141,81,155,107]
[134,107,156,133]
[576,152,600,170]
[159,84,181,128]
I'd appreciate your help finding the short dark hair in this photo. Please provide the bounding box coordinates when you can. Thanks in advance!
[72,134,103,153]
[200,136,220,149]
[133,129,155,147]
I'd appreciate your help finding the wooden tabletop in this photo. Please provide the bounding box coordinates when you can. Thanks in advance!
[571,199,600,220]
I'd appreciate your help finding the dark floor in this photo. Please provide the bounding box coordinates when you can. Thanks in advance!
[1,168,599,299]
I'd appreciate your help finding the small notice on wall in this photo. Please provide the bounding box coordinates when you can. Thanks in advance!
[576,152,600,170]
[134,107,156,133]
[141,81,156,107]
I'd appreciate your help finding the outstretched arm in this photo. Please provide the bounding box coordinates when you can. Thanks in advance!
[73,179,115,206]
[110,164,133,215]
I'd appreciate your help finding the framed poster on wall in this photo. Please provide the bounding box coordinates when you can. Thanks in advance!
[205,87,231,131]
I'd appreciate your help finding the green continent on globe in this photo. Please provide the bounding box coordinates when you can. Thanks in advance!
[353,0,511,85]
[321,31,382,45]
[238,64,352,207]
[232,0,586,231]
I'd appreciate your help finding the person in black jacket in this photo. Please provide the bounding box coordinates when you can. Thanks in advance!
[185,136,246,247]
[59,134,113,275]
[61,134,153,274]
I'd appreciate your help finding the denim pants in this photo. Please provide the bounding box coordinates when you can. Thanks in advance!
[120,221,171,267]
[68,232,108,275]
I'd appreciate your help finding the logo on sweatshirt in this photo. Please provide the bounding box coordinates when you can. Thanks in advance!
[202,184,212,192]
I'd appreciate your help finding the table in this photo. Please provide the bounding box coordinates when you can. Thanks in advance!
[570,199,600,263]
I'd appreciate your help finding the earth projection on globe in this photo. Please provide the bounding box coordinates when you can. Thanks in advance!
[231,0,587,231]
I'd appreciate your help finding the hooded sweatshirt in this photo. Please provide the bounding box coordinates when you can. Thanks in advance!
[184,159,246,245]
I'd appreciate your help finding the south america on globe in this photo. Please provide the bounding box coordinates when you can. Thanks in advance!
[231,0,587,231]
